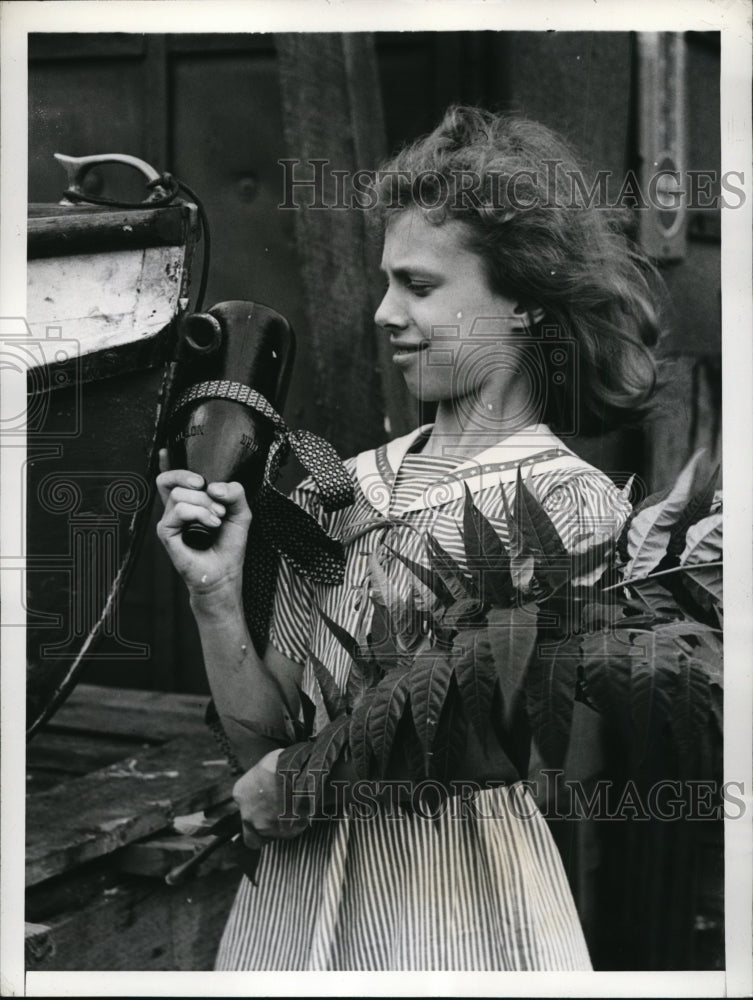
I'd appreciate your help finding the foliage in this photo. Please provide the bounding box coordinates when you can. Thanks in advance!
[277,453,723,809]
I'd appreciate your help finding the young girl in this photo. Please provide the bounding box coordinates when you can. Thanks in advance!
[157,106,659,971]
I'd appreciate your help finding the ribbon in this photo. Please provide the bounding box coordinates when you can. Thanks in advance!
[170,379,355,586]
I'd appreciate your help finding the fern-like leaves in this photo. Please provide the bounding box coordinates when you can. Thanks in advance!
[409,647,456,778]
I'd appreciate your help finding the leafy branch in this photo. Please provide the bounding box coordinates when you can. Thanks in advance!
[275,452,723,808]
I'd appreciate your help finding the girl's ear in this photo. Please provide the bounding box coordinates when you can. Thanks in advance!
[512,303,546,329]
[527,305,546,327]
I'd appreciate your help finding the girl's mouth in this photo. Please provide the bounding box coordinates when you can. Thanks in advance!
[392,342,428,358]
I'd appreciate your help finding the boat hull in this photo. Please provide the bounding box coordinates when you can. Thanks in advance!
[25,201,198,736]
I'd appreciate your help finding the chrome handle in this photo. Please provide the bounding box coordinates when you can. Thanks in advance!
[54,152,169,204]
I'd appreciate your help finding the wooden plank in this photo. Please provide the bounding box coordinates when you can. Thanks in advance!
[27,204,189,258]
[26,733,235,886]
[26,730,150,778]
[26,771,67,794]
[277,33,415,456]
[26,857,123,925]
[25,923,54,966]
[46,684,209,743]
[25,867,240,971]
[116,834,236,879]
[28,33,147,62]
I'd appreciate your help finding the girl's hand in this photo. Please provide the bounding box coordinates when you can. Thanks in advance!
[233,749,310,848]
[155,448,252,600]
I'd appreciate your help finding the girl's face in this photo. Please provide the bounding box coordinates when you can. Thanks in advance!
[375,209,527,411]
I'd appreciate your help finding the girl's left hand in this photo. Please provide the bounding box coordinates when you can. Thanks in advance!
[233,749,310,848]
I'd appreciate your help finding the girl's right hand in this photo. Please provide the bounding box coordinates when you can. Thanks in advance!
[155,448,252,600]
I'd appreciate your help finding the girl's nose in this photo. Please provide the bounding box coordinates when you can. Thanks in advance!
[374,285,407,330]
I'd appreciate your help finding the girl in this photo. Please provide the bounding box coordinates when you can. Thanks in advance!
[157,106,660,970]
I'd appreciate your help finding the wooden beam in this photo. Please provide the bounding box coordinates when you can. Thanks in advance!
[26,730,150,778]
[26,733,235,886]
[25,868,240,971]
[25,923,54,967]
[276,32,416,456]
[116,833,235,879]
[44,684,209,743]
[28,204,189,258]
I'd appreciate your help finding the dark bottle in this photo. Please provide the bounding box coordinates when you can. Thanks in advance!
[167,301,295,549]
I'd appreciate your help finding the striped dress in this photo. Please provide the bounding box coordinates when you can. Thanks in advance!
[215,423,630,971]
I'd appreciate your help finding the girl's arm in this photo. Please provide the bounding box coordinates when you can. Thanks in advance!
[156,455,301,769]
[190,587,303,768]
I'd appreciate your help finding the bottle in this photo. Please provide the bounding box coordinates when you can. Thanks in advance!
[167,301,295,549]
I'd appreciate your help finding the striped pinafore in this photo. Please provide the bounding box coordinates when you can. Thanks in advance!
[216,424,630,971]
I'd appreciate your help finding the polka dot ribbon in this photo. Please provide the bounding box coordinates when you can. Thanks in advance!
[170,380,354,585]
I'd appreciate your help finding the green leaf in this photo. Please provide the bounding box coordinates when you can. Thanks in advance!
[683,631,723,688]
[500,483,535,595]
[486,602,539,727]
[295,684,317,738]
[275,739,316,820]
[349,686,378,779]
[671,654,711,777]
[367,596,396,658]
[620,473,636,503]
[318,606,382,713]
[489,680,530,779]
[305,715,351,813]
[667,463,720,557]
[367,550,415,642]
[310,655,346,722]
[368,666,412,778]
[280,705,299,743]
[500,481,521,555]
[630,657,675,770]
[525,639,578,768]
[681,564,723,611]
[511,553,535,594]
[340,516,401,546]
[276,737,315,777]
[536,585,585,638]
[409,647,455,777]
[441,596,486,630]
[581,599,628,632]
[453,627,497,748]
[680,513,723,566]
[388,712,424,805]
[319,606,361,663]
[650,620,721,640]
[350,574,374,648]
[625,450,706,579]
[462,484,514,605]
[581,630,634,729]
[429,677,468,783]
[570,535,618,588]
[628,577,684,618]
[345,648,381,714]
[384,543,455,608]
[426,533,478,602]
[515,468,567,576]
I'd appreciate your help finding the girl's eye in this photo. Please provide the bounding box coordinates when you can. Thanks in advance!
[407,282,433,297]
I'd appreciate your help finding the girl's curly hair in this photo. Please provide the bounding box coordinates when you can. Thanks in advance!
[376,106,663,436]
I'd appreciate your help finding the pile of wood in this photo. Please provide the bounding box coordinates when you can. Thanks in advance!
[25,685,239,971]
